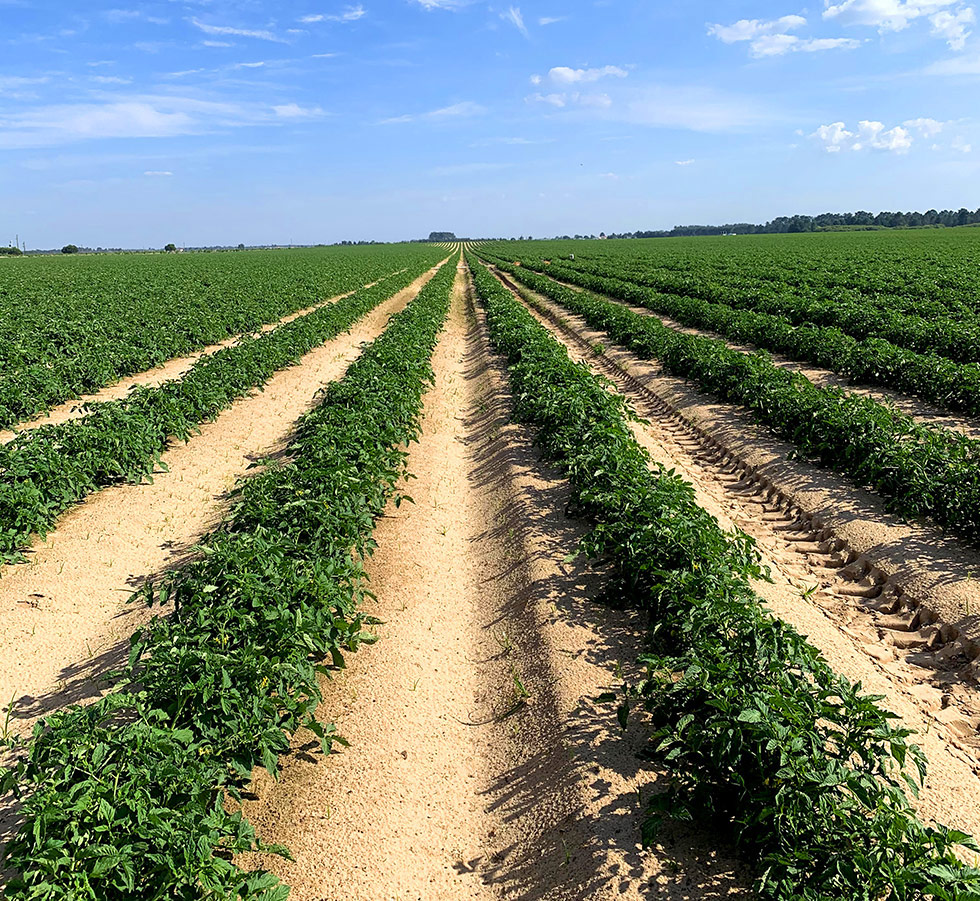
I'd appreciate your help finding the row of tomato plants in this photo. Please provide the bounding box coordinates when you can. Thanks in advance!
[483,256,980,543]
[0,260,440,564]
[503,251,980,366]
[0,246,444,430]
[0,258,457,899]
[483,253,980,419]
[466,251,980,900]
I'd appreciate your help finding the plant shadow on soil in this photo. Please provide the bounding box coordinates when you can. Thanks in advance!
[455,290,752,899]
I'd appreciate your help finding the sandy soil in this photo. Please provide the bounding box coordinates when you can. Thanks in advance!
[502,271,980,855]
[546,273,980,442]
[236,261,751,899]
[0,262,446,740]
[0,270,407,444]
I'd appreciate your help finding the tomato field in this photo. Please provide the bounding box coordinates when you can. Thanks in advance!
[3,232,980,900]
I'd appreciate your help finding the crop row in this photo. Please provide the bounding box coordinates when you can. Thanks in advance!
[0,245,445,430]
[0,257,457,899]
[483,256,980,543]
[481,254,980,420]
[493,246,980,365]
[0,259,440,564]
[466,250,980,900]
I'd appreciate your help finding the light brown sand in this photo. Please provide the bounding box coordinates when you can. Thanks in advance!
[0,271,407,444]
[0,262,446,734]
[236,260,750,899]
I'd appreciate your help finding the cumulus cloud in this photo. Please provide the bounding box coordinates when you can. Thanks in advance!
[708,15,808,42]
[548,65,629,84]
[822,0,962,31]
[708,15,861,56]
[675,159,695,165]
[811,119,914,152]
[953,135,973,151]
[904,116,946,135]
[930,6,975,47]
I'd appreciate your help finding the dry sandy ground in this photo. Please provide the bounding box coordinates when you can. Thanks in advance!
[0,262,446,740]
[237,262,751,899]
[506,272,980,856]
[0,270,407,444]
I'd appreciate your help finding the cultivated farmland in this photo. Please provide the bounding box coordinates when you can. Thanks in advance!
[3,231,980,899]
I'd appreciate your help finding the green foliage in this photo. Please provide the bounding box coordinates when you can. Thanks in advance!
[0,246,22,256]
[466,250,980,900]
[501,255,980,419]
[0,259,457,899]
[61,244,79,254]
[0,245,444,428]
[486,256,980,543]
[0,260,436,563]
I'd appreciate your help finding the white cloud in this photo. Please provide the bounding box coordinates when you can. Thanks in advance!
[0,95,308,149]
[598,172,619,178]
[529,73,542,85]
[201,40,233,47]
[811,119,913,152]
[749,34,862,55]
[822,0,961,31]
[526,92,567,107]
[904,116,946,135]
[708,15,807,42]
[412,0,473,8]
[273,102,325,118]
[144,170,173,176]
[930,7,975,47]
[189,17,286,43]
[953,134,973,151]
[548,65,628,84]
[708,15,860,56]
[380,100,485,123]
[91,75,133,84]
[501,6,529,37]
[539,16,565,25]
[675,159,695,165]
[798,36,864,50]
[300,5,366,24]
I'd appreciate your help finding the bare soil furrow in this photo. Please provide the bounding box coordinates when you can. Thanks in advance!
[0,270,407,445]
[236,262,751,899]
[500,271,980,850]
[0,263,443,741]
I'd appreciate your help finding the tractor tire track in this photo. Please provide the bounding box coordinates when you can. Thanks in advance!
[493,268,980,851]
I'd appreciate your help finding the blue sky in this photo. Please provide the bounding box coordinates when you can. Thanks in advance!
[1,0,979,247]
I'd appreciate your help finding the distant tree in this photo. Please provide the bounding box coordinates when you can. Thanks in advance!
[238,243,246,251]
[428,231,457,242]
[61,244,79,254]
[164,243,177,253]
[0,246,22,256]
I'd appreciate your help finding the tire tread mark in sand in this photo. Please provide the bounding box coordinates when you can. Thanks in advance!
[489,267,980,779]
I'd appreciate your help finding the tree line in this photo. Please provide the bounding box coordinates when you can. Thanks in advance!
[606,208,980,239]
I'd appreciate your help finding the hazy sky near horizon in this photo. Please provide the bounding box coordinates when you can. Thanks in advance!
[1,0,979,247]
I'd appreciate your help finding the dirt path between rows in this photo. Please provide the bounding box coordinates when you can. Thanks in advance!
[543,271,980,442]
[0,262,447,753]
[236,261,751,899]
[0,270,408,444]
[502,272,980,856]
